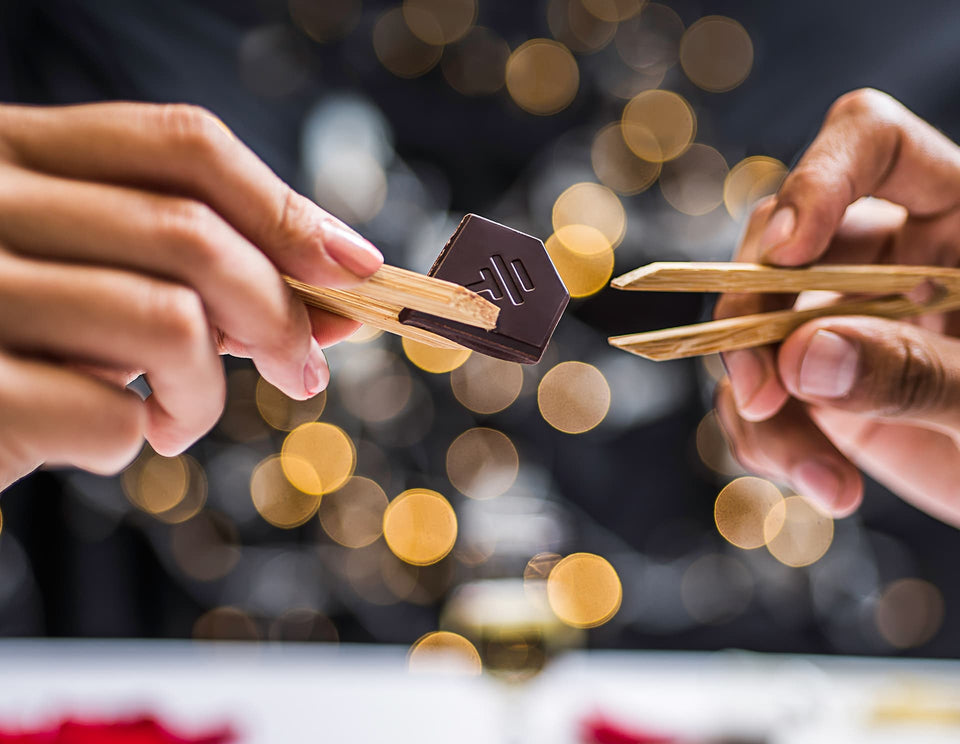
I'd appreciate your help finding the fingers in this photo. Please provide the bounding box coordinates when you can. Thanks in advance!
[0,167,324,399]
[716,379,864,517]
[777,316,960,436]
[0,350,146,490]
[0,103,383,287]
[0,256,225,456]
[753,88,960,266]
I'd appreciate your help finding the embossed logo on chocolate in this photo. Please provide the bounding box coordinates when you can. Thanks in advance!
[399,214,569,364]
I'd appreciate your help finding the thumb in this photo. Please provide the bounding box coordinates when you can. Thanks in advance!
[777,316,960,436]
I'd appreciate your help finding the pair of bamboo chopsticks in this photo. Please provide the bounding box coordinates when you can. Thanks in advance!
[285,264,498,349]
[608,262,960,361]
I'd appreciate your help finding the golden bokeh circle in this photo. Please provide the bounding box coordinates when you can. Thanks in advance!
[383,489,458,566]
[523,552,562,583]
[621,89,696,163]
[545,227,615,299]
[255,376,326,431]
[251,454,321,529]
[538,361,611,434]
[547,552,622,628]
[408,631,482,675]
[280,422,356,496]
[505,39,580,116]
[318,476,388,548]
[547,0,616,55]
[581,0,642,22]
[402,337,472,374]
[450,355,524,414]
[287,0,360,43]
[723,155,787,221]
[552,181,626,248]
[659,143,730,216]
[696,410,747,477]
[373,7,442,79]
[680,16,753,93]
[403,0,476,46]
[193,606,259,641]
[122,449,190,515]
[441,26,509,96]
[446,427,519,500]
[714,476,784,550]
[614,3,684,71]
[875,578,945,649]
[591,123,661,195]
[170,510,240,582]
[763,495,834,567]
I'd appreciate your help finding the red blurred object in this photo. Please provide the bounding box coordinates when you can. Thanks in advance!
[0,716,236,744]
[581,713,678,744]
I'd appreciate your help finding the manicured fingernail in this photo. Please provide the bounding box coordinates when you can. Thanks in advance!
[723,349,767,410]
[792,459,842,511]
[321,221,384,277]
[302,338,329,396]
[798,330,858,398]
[759,206,796,259]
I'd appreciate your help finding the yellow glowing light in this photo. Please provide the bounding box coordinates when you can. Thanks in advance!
[505,39,579,116]
[441,26,509,96]
[281,422,356,496]
[547,0,616,55]
[288,0,360,43]
[251,454,321,529]
[538,361,611,434]
[193,606,259,641]
[764,495,834,567]
[318,476,389,548]
[714,476,784,550]
[154,456,207,525]
[122,448,189,515]
[696,410,747,477]
[402,337,472,374]
[547,552,622,628]
[403,0,476,45]
[255,376,326,431]
[450,355,523,414]
[408,631,482,675]
[552,181,626,248]
[523,552,562,583]
[614,3,684,71]
[373,7,442,79]
[581,0,642,22]
[680,16,753,92]
[545,228,614,299]
[659,143,729,216]
[591,123,661,195]
[723,156,787,221]
[875,578,945,649]
[346,324,384,344]
[621,89,696,163]
[446,427,519,500]
[218,368,269,442]
[170,510,240,582]
[383,488,458,566]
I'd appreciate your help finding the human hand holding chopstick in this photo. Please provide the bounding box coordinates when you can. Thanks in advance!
[0,102,383,490]
[715,88,960,526]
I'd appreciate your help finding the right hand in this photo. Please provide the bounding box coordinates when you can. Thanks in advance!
[0,102,383,491]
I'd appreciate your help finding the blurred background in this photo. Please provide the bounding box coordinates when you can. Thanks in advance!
[1,0,959,666]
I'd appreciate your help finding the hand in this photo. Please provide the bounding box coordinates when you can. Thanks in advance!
[0,102,383,490]
[715,88,960,527]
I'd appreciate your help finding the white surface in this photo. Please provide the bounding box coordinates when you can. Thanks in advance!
[0,641,958,743]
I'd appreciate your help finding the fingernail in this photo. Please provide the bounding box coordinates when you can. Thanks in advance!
[321,221,384,278]
[792,459,842,512]
[302,338,329,396]
[759,206,796,259]
[723,349,767,410]
[798,330,858,398]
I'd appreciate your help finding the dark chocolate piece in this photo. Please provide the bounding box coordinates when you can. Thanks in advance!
[399,214,569,364]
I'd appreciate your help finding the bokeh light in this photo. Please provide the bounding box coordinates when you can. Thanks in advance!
[615,3,684,72]
[402,337,472,373]
[875,578,945,649]
[680,16,754,92]
[441,27,509,96]
[408,631,482,675]
[170,510,240,582]
[523,552,562,584]
[250,454,321,529]
[446,427,519,500]
[383,489,458,566]
[218,369,269,442]
[538,361,611,434]
[346,324,384,344]
[581,0,642,22]
[714,476,784,550]
[591,123,661,195]
[659,143,729,216]
[122,448,189,515]
[255,376,326,431]
[193,606,259,641]
[450,355,523,414]
[696,410,747,477]
[506,39,580,116]
[764,495,834,567]
[552,181,627,247]
[318,476,388,548]
[545,228,615,298]
[281,422,356,496]
[621,89,696,162]
[547,552,622,628]
[338,349,413,423]
[373,7,442,79]
[403,0,476,46]
[287,0,360,43]
[547,0,616,55]
[723,155,787,221]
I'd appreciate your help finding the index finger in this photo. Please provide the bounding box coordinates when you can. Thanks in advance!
[755,88,960,266]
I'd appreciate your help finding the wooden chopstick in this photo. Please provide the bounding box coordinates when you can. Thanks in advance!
[283,264,497,350]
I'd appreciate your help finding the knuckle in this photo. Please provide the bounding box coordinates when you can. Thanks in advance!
[155,199,224,266]
[827,88,900,128]
[157,103,225,158]
[151,284,210,350]
[885,333,947,417]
